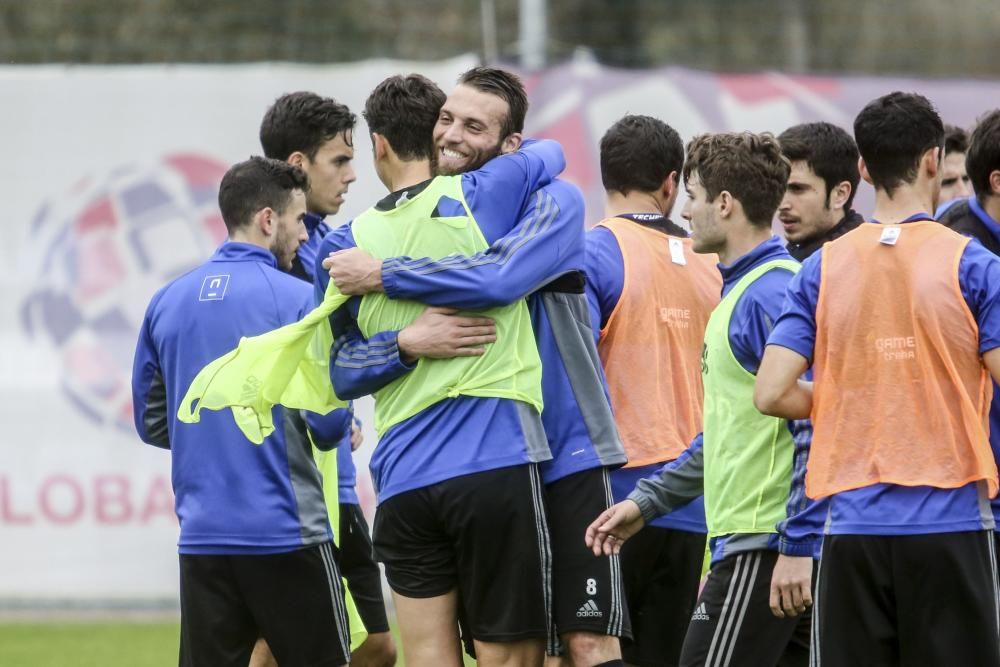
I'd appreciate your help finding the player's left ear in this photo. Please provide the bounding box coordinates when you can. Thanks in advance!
[829,180,852,212]
[500,132,523,155]
[859,157,873,186]
[256,207,275,237]
[922,146,941,179]
[717,190,735,219]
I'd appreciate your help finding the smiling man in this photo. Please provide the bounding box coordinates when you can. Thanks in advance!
[324,66,631,667]
[777,122,863,262]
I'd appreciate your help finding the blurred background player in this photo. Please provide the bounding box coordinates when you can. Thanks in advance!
[940,110,1000,253]
[935,123,973,216]
[757,92,1000,667]
[777,122,863,261]
[324,67,631,667]
[257,91,397,667]
[584,114,719,667]
[315,74,565,667]
[131,157,351,667]
[587,132,821,667]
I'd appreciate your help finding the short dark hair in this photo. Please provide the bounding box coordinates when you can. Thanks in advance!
[944,124,969,156]
[967,110,1000,198]
[853,92,944,194]
[778,122,860,211]
[259,92,356,161]
[217,157,309,233]
[683,132,790,227]
[364,75,446,161]
[600,115,684,195]
[458,66,528,139]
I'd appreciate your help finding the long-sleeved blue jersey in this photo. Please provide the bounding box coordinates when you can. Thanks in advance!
[627,237,827,564]
[315,141,565,503]
[372,178,627,484]
[132,242,336,554]
[769,216,1000,536]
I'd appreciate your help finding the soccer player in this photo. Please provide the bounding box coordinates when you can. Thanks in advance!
[587,132,821,667]
[755,92,1000,667]
[776,122,863,261]
[939,110,1000,254]
[583,114,719,667]
[258,91,398,667]
[131,157,351,667]
[315,74,565,667]
[935,123,973,216]
[324,67,630,667]
[260,91,357,282]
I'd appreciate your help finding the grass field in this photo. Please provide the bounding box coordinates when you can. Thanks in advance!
[0,621,473,666]
[0,622,180,667]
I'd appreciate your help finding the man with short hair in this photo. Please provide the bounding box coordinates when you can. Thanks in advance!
[257,91,398,667]
[316,74,566,667]
[936,123,973,216]
[940,111,1000,254]
[756,92,1000,666]
[777,121,863,261]
[326,66,631,667]
[584,114,719,667]
[587,132,821,667]
[131,157,351,667]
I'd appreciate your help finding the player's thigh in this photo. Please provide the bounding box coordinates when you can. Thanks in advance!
[679,550,804,667]
[621,527,705,667]
[444,464,551,643]
[546,467,630,643]
[894,530,1000,667]
[235,542,350,667]
[392,589,463,667]
[338,502,391,633]
[178,554,257,667]
[372,484,456,599]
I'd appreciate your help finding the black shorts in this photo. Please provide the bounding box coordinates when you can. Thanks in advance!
[372,464,551,643]
[815,531,1000,667]
[544,466,631,653]
[679,550,811,667]
[179,542,350,667]
[338,502,390,634]
[620,525,706,667]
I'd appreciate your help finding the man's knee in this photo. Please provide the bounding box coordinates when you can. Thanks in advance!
[562,631,621,667]
[352,631,398,667]
[474,638,545,667]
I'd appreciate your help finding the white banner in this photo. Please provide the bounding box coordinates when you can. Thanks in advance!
[1,57,474,602]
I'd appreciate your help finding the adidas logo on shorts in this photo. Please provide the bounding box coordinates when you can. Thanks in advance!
[691,602,710,621]
[576,599,603,618]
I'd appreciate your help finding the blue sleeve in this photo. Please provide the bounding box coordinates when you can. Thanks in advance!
[460,139,565,245]
[584,227,625,342]
[776,419,826,557]
[957,241,1000,353]
[304,407,352,451]
[382,179,584,309]
[313,222,416,399]
[131,294,170,449]
[729,267,796,374]
[766,253,822,363]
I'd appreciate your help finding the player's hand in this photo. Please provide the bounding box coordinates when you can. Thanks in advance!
[350,422,363,451]
[324,248,384,295]
[769,554,813,618]
[585,500,644,557]
[397,307,497,362]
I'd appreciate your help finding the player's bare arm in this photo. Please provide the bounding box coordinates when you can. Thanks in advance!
[754,344,812,419]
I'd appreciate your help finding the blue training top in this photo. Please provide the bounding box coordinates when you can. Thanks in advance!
[315,140,566,503]
[132,242,339,554]
[768,215,1000,536]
